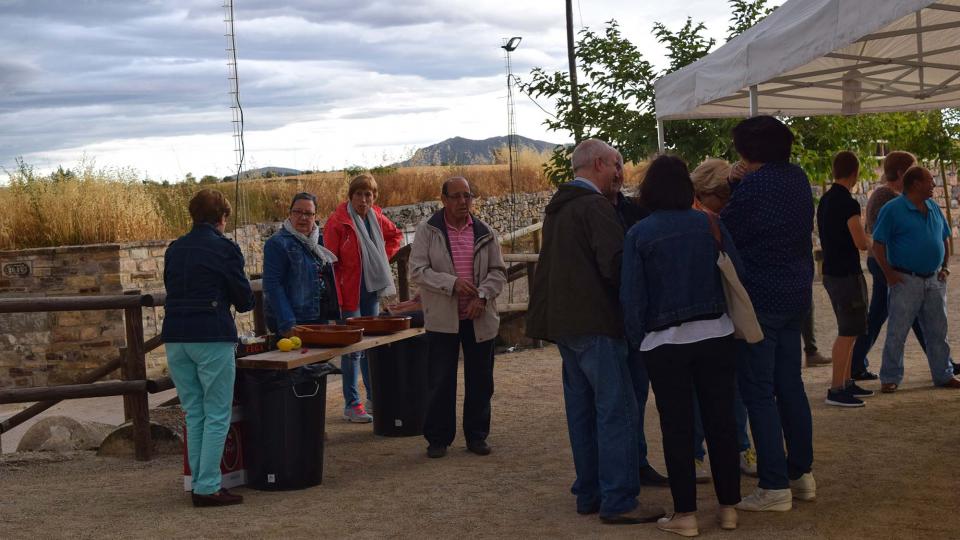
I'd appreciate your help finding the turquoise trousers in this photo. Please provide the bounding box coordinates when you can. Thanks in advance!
[166,342,236,495]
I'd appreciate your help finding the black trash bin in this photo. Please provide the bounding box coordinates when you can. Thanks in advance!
[240,362,340,490]
[366,333,429,437]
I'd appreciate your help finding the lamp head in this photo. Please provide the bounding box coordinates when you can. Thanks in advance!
[502,36,522,51]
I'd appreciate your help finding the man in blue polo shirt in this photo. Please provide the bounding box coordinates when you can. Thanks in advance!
[872,166,960,392]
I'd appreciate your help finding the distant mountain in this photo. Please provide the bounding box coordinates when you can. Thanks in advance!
[225,166,302,181]
[397,135,561,167]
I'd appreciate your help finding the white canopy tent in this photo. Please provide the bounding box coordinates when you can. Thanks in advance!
[654,0,960,150]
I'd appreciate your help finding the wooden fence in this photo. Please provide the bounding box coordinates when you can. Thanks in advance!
[0,221,543,461]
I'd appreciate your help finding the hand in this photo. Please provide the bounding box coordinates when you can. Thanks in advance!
[453,278,479,297]
[939,269,950,282]
[885,271,904,286]
[466,297,487,319]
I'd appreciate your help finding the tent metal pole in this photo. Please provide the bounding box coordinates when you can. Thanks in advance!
[657,119,665,153]
[749,85,759,116]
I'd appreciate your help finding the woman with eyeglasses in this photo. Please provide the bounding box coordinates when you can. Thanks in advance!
[262,192,342,349]
[324,174,403,422]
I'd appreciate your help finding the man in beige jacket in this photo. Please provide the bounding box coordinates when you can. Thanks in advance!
[410,176,507,458]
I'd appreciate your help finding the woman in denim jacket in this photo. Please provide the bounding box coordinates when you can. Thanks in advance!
[162,189,254,507]
[620,155,744,535]
[262,192,341,341]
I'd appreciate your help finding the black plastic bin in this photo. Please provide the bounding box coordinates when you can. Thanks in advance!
[366,333,429,437]
[240,362,340,490]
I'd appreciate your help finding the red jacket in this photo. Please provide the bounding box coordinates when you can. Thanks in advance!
[323,202,403,312]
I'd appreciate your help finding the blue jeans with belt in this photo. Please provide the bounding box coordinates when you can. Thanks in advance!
[556,334,639,517]
[736,310,813,490]
[166,342,236,495]
[340,282,378,408]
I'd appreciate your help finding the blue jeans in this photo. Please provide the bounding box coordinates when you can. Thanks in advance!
[880,274,954,386]
[556,334,639,516]
[736,311,813,489]
[852,257,928,374]
[166,342,236,495]
[626,348,652,468]
[340,283,378,408]
[693,381,750,460]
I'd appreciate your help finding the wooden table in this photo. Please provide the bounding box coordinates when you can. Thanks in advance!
[236,328,426,370]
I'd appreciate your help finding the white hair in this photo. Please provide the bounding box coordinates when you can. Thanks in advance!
[571,139,615,172]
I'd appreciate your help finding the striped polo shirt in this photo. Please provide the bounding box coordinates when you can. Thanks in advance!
[447,215,475,319]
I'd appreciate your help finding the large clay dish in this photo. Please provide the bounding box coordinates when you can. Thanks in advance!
[345,316,412,335]
[294,324,364,347]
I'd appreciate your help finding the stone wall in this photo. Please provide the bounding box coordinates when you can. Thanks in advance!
[0,244,126,387]
[0,191,553,388]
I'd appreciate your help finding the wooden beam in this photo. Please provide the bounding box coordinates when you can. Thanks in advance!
[0,295,145,314]
[503,253,539,263]
[123,306,152,461]
[0,356,124,434]
[0,380,147,404]
[146,376,175,394]
[499,222,543,245]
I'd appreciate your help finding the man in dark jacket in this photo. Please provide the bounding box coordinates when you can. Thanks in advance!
[527,139,664,525]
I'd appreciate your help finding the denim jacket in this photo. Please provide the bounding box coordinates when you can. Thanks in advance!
[262,227,341,334]
[161,223,255,343]
[620,209,745,348]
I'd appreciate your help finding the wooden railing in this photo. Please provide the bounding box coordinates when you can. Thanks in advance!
[0,293,167,460]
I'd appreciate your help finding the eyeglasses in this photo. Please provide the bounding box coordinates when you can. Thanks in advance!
[445,192,475,201]
[290,210,317,218]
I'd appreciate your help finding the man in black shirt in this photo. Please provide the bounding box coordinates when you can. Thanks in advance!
[816,152,873,407]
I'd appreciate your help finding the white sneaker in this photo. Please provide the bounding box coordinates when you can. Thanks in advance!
[736,487,792,512]
[790,472,816,501]
[740,448,758,477]
[695,458,711,484]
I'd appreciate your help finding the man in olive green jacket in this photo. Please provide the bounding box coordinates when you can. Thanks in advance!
[527,139,664,525]
[410,176,506,459]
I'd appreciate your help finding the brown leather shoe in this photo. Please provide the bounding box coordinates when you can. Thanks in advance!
[880,383,898,393]
[805,352,831,367]
[192,488,243,507]
[939,377,960,388]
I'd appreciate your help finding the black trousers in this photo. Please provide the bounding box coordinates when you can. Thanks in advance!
[644,335,741,512]
[423,320,495,447]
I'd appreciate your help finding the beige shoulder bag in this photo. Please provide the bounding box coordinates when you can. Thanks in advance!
[705,212,764,344]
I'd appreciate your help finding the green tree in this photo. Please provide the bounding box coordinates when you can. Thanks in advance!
[518,20,658,185]
[518,1,777,184]
[199,174,219,184]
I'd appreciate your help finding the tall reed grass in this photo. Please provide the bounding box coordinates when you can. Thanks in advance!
[0,151,556,250]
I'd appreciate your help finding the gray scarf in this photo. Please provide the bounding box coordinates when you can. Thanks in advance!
[347,204,396,297]
[282,219,338,265]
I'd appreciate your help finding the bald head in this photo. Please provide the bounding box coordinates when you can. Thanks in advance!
[571,138,622,192]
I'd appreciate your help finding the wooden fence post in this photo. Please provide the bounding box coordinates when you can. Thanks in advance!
[124,305,152,461]
[396,248,411,302]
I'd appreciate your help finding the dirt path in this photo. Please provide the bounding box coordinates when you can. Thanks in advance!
[2,272,960,539]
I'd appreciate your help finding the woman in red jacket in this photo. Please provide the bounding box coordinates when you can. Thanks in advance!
[324,174,403,422]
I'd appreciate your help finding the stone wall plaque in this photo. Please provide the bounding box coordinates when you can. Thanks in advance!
[2,261,32,277]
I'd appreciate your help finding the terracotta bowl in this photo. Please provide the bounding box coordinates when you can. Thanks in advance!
[294,324,364,347]
[344,315,412,335]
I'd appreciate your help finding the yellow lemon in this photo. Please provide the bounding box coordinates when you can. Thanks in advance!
[289,336,302,349]
[277,338,294,352]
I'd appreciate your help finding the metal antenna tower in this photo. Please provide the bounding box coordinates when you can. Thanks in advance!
[501,37,521,305]
[224,0,248,225]
[501,37,522,241]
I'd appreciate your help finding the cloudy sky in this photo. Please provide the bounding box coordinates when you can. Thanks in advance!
[0,0,782,182]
